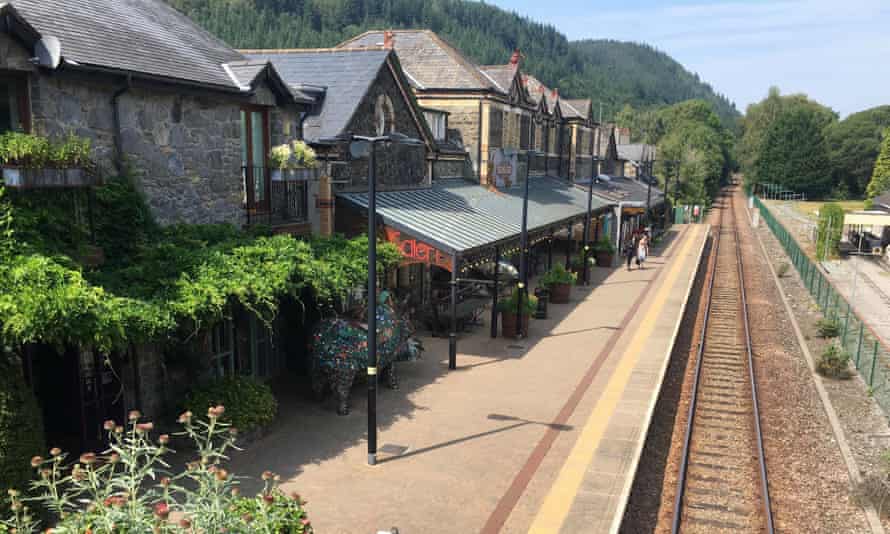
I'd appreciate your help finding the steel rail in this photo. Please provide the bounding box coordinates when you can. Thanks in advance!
[670,189,775,533]
[734,197,776,534]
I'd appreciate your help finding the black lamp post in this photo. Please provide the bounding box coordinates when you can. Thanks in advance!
[318,132,423,467]
[582,156,599,286]
[517,150,538,339]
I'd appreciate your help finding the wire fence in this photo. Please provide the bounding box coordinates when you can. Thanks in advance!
[754,196,890,412]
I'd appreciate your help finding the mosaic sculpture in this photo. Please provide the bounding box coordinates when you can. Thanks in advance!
[310,291,423,415]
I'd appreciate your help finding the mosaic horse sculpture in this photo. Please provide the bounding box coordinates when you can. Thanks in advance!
[309,292,423,415]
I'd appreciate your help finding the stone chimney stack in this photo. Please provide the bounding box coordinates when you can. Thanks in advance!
[383,30,395,50]
[317,173,334,237]
[509,48,521,66]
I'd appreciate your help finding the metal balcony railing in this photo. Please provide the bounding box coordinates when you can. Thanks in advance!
[242,166,313,226]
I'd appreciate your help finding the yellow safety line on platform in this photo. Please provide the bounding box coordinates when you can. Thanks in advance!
[528,225,704,534]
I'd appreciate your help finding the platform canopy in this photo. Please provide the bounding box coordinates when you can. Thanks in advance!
[338,176,612,267]
[844,211,890,226]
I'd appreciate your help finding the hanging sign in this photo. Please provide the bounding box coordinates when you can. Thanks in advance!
[384,227,453,271]
[491,148,518,189]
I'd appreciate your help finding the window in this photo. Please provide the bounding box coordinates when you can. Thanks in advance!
[209,319,235,378]
[0,74,29,133]
[374,94,395,136]
[423,111,447,141]
[240,107,270,210]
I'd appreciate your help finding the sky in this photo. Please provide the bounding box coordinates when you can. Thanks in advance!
[485,0,890,118]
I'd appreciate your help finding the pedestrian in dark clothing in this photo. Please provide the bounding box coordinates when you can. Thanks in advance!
[624,235,637,270]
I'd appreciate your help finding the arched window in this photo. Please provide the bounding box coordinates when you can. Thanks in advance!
[374,94,395,136]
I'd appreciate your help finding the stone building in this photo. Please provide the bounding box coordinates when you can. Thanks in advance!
[338,30,541,184]
[1,0,317,451]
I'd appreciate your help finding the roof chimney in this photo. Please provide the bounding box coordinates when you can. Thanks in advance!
[383,30,395,50]
[509,48,521,66]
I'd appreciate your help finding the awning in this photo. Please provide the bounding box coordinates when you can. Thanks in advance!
[338,177,612,259]
[844,211,890,226]
[576,176,664,207]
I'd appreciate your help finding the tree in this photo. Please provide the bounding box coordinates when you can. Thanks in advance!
[0,353,45,498]
[738,87,837,187]
[754,105,833,197]
[825,106,890,197]
[866,129,890,200]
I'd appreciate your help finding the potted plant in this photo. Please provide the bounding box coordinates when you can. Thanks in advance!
[0,132,93,187]
[592,237,616,266]
[269,143,292,181]
[291,140,317,179]
[540,264,576,304]
[498,287,537,338]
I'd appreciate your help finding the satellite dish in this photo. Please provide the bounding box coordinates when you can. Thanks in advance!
[34,36,61,69]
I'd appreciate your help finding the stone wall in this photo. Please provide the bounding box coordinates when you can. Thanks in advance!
[488,107,504,150]
[434,158,470,179]
[332,63,429,192]
[23,64,299,226]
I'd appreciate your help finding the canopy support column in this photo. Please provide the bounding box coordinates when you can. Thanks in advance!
[565,223,573,270]
[491,246,500,338]
[449,261,458,370]
[547,230,554,270]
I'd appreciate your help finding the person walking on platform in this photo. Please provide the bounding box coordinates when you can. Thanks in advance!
[624,232,638,271]
[637,231,649,269]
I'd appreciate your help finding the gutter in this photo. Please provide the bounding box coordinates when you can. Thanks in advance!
[111,75,132,175]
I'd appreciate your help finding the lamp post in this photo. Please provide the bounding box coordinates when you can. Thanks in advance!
[517,150,538,338]
[582,157,597,286]
[318,132,423,467]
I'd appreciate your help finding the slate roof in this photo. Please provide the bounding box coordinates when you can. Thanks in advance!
[9,0,257,91]
[522,73,559,114]
[478,65,517,93]
[339,177,611,256]
[617,144,655,163]
[338,30,497,92]
[243,48,391,142]
[563,99,591,120]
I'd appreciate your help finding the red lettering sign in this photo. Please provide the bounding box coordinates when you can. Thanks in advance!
[384,227,453,271]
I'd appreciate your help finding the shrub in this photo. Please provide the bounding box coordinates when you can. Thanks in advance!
[540,264,577,287]
[497,287,537,316]
[776,262,790,277]
[816,317,841,338]
[0,353,45,501]
[816,202,845,260]
[185,377,277,433]
[591,237,616,254]
[817,343,851,378]
[856,449,890,517]
[0,407,313,533]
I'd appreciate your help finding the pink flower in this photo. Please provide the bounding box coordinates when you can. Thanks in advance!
[177,411,193,424]
[30,456,43,468]
[128,410,141,421]
[153,502,170,519]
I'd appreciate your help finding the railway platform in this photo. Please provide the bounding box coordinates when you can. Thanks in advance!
[227,224,710,534]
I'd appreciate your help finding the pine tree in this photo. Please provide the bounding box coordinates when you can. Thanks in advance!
[866,129,890,200]
[755,106,832,197]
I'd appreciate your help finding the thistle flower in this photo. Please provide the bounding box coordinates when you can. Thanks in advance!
[103,420,115,431]
[177,411,193,424]
[79,452,97,465]
[128,410,141,421]
[261,470,274,481]
[153,502,170,519]
[49,447,62,457]
[30,456,43,468]
[135,422,154,433]
[158,434,170,445]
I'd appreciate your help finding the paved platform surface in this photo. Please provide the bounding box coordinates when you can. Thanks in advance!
[228,224,709,534]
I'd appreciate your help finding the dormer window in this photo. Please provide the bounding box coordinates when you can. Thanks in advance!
[423,110,447,141]
[374,94,395,136]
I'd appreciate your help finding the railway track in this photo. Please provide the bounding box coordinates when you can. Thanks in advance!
[671,188,774,533]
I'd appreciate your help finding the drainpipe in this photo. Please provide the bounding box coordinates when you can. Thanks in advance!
[297,110,310,140]
[111,75,132,174]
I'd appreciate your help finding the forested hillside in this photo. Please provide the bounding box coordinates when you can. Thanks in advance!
[166,0,739,125]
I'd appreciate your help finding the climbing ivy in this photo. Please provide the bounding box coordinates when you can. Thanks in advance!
[0,180,401,352]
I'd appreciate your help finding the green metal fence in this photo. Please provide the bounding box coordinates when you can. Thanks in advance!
[754,196,890,411]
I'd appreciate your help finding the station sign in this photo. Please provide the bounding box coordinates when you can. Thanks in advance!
[384,226,453,272]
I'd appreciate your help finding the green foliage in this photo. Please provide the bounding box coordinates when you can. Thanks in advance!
[0,354,45,500]
[825,106,890,197]
[738,87,838,188]
[817,342,851,378]
[165,0,739,126]
[615,100,735,206]
[816,317,841,338]
[497,286,537,316]
[0,132,92,169]
[2,410,313,533]
[591,237,615,254]
[0,179,401,352]
[754,104,833,197]
[540,264,576,287]
[185,376,277,432]
[816,202,844,260]
[866,129,890,200]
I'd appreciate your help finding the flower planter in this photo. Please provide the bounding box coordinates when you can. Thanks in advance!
[2,167,97,188]
[548,282,571,304]
[501,310,529,338]
[595,251,614,267]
